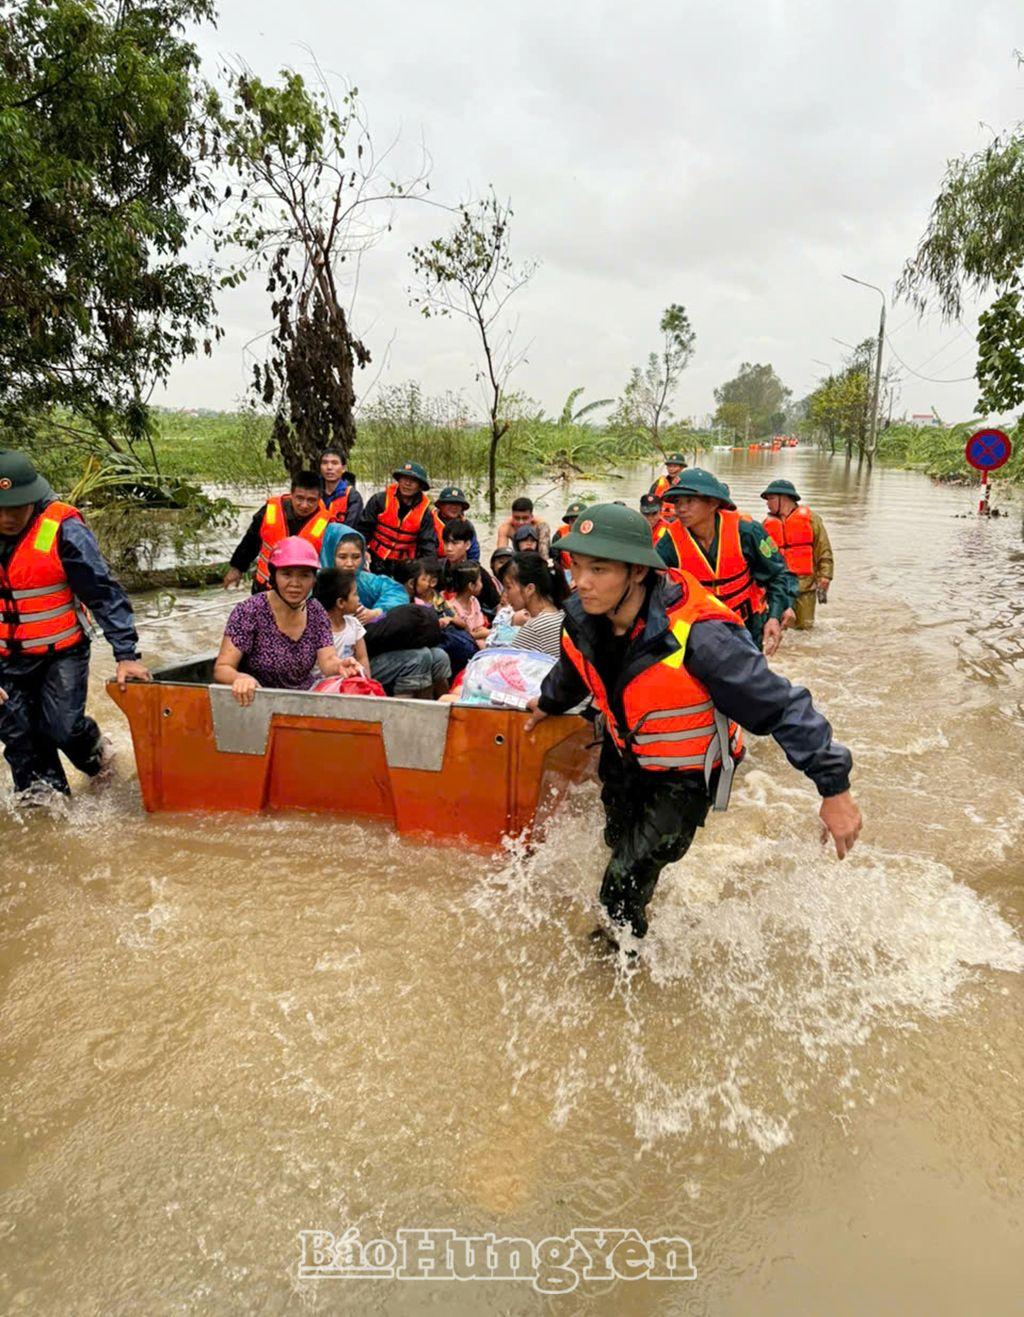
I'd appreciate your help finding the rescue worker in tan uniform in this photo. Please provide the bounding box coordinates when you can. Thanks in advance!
[760,480,833,630]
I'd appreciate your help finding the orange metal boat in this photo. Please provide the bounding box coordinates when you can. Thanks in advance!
[108,655,596,848]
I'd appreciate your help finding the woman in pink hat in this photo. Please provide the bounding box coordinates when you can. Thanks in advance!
[214,537,360,706]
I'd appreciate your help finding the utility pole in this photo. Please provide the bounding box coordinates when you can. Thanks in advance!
[842,275,886,470]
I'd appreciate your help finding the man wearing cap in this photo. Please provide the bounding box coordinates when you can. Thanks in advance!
[761,480,833,630]
[359,462,440,576]
[551,501,586,572]
[0,450,151,798]
[649,452,688,499]
[639,493,667,540]
[656,468,795,656]
[223,470,329,593]
[524,503,861,951]
[434,486,479,561]
[318,448,364,528]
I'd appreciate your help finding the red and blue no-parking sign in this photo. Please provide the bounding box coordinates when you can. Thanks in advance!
[964,428,1012,471]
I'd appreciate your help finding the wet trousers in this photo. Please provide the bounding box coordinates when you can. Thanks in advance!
[598,739,711,938]
[792,578,817,630]
[0,646,103,794]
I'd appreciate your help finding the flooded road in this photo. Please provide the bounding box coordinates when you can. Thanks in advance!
[1,449,1022,1314]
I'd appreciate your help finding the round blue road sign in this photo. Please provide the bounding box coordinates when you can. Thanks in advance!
[965,429,1012,471]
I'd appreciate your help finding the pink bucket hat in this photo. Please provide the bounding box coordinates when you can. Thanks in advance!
[270,536,321,570]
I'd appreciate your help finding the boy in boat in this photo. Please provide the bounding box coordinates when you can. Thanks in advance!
[318,447,364,528]
[496,497,551,558]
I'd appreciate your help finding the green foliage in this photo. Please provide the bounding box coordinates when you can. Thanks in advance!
[876,419,1024,483]
[897,81,1024,414]
[0,0,220,434]
[713,362,791,440]
[610,303,696,449]
[803,340,879,457]
[14,409,235,569]
[558,387,613,427]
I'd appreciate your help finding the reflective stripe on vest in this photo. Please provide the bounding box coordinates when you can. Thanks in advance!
[560,573,745,807]
[0,502,87,656]
[764,506,814,577]
[661,510,765,619]
[367,485,430,561]
[254,497,329,585]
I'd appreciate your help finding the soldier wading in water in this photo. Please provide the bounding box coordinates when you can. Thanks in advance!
[525,503,862,954]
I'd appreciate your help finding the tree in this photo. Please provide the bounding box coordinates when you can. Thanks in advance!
[409,189,536,515]
[713,362,791,441]
[0,0,220,445]
[804,344,874,457]
[897,86,1024,414]
[610,305,695,452]
[213,66,430,471]
[557,386,613,427]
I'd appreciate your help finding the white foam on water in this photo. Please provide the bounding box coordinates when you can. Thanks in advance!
[468,784,1024,1156]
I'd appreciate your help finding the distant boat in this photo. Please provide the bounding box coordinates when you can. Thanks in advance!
[109,656,595,849]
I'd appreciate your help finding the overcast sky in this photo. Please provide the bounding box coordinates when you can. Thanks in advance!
[156,0,1024,425]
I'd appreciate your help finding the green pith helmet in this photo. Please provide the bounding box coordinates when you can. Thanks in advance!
[437,485,469,507]
[0,450,53,508]
[761,478,801,501]
[562,500,587,522]
[555,502,666,568]
[664,451,688,467]
[392,461,430,490]
[663,467,736,510]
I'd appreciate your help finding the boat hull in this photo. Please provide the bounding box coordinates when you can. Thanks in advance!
[107,659,595,848]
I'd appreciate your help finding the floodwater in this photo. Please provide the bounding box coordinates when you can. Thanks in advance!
[1,449,1022,1315]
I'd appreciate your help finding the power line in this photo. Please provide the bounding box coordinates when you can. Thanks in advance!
[883,335,975,384]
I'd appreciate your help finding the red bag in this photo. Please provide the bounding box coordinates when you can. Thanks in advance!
[313,674,387,698]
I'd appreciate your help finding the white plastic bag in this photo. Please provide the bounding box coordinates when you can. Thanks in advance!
[458,647,557,710]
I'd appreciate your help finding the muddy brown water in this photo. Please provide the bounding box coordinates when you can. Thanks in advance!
[1,450,1022,1315]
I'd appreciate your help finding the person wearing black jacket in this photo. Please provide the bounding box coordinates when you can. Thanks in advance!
[525,503,861,951]
[0,451,151,797]
[223,471,324,592]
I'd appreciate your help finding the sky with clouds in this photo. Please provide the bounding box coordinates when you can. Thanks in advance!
[157,0,1024,426]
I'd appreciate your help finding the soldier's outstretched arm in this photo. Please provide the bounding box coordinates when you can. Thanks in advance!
[685,619,861,857]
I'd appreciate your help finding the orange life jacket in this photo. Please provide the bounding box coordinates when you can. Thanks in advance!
[651,474,672,498]
[660,509,765,620]
[764,505,814,577]
[367,485,432,563]
[0,502,87,657]
[560,570,744,807]
[551,524,572,571]
[430,508,447,554]
[254,495,330,586]
[324,484,351,524]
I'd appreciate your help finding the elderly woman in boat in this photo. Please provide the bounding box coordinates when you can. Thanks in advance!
[214,538,359,706]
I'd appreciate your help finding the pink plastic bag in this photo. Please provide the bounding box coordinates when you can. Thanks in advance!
[313,674,387,698]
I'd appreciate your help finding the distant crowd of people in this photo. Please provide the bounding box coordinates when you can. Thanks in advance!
[214,446,835,707]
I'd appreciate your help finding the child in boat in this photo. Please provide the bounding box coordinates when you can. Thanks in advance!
[312,568,370,674]
[445,563,490,649]
[395,559,477,677]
